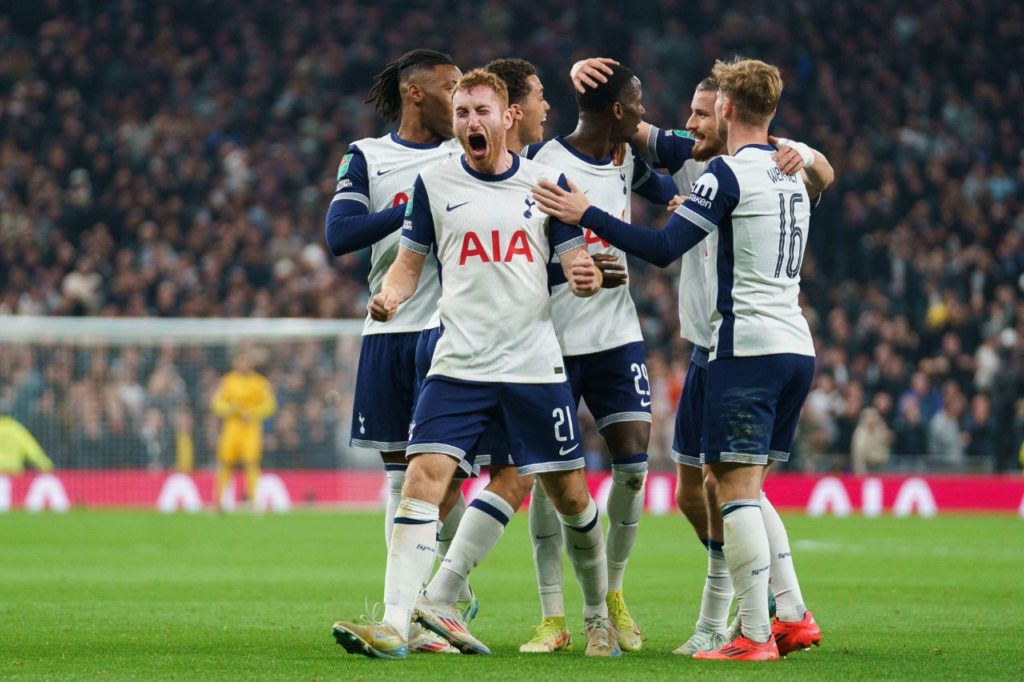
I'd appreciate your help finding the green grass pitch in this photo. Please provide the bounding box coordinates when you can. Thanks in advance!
[3,509,1022,680]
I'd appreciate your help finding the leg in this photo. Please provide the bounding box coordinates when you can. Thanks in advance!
[214,434,237,510]
[675,462,709,541]
[436,476,466,561]
[350,332,421,545]
[600,420,650,652]
[381,453,456,632]
[242,430,262,506]
[693,356,783,661]
[381,451,408,545]
[601,420,650,593]
[425,464,530,606]
[416,462,525,657]
[710,462,772,645]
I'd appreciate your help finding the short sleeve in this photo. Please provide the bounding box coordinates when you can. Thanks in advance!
[672,157,740,233]
[548,174,586,255]
[331,145,370,208]
[649,126,696,175]
[398,176,435,254]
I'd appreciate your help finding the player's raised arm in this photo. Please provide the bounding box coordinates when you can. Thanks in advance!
[324,147,407,256]
[368,176,433,321]
[769,135,835,199]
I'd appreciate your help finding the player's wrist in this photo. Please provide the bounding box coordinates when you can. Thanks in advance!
[774,137,815,168]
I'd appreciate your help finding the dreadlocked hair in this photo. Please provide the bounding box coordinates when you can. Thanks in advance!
[365,48,455,123]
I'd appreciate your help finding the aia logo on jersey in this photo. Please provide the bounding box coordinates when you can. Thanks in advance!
[459,230,534,264]
[584,229,610,248]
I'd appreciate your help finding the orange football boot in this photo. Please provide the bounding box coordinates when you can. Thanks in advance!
[772,611,821,656]
[693,635,780,661]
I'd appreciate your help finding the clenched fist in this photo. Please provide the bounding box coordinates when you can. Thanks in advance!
[368,291,401,322]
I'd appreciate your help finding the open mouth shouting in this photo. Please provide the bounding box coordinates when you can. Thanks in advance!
[467,132,488,158]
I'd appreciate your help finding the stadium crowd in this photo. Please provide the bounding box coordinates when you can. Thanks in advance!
[0,0,1021,472]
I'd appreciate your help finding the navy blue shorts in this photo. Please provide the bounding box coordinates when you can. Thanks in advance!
[702,353,815,466]
[565,341,652,431]
[672,346,709,468]
[350,332,420,452]
[416,327,513,472]
[407,375,584,476]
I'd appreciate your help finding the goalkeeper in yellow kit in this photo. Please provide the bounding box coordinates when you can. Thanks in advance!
[211,349,276,509]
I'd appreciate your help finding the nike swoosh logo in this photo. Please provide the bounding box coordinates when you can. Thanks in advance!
[534,533,559,540]
[558,444,579,455]
[573,543,598,551]
[622,520,639,526]
[640,399,652,407]
[376,168,394,176]
[446,201,469,211]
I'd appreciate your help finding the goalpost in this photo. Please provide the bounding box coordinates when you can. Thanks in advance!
[0,316,385,510]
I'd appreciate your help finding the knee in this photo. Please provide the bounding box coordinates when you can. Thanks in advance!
[543,475,591,516]
[675,480,705,527]
[403,454,455,505]
[486,468,532,510]
[604,422,651,459]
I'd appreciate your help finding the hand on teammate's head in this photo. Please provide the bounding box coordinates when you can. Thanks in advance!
[570,57,620,93]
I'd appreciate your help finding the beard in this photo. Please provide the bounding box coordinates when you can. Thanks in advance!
[692,136,725,161]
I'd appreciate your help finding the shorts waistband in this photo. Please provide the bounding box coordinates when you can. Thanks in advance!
[691,346,710,369]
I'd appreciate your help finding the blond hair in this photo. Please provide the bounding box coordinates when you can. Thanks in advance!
[711,57,783,126]
[453,69,509,108]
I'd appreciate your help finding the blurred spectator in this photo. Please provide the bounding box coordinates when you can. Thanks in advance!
[893,397,928,459]
[927,389,968,468]
[851,407,893,475]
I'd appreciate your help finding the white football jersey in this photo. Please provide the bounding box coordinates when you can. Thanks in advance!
[529,137,643,356]
[672,144,814,360]
[339,134,460,335]
[673,158,717,350]
[400,154,584,383]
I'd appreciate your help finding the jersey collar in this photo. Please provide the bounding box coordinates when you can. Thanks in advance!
[555,136,613,165]
[460,153,520,182]
[735,143,775,154]
[390,132,446,149]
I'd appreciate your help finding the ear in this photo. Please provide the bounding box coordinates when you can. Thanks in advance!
[406,82,424,104]
[503,106,514,130]
[611,101,624,120]
[509,103,524,122]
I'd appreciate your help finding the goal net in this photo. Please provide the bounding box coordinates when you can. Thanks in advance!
[0,316,387,510]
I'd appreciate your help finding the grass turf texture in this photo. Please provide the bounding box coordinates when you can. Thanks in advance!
[2,510,1022,680]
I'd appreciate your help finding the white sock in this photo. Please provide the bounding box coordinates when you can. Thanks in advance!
[437,491,465,562]
[529,479,565,618]
[721,500,771,643]
[606,458,648,592]
[559,497,608,620]
[384,464,406,547]
[696,538,734,633]
[760,491,807,622]
[424,490,513,605]
[382,497,438,639]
